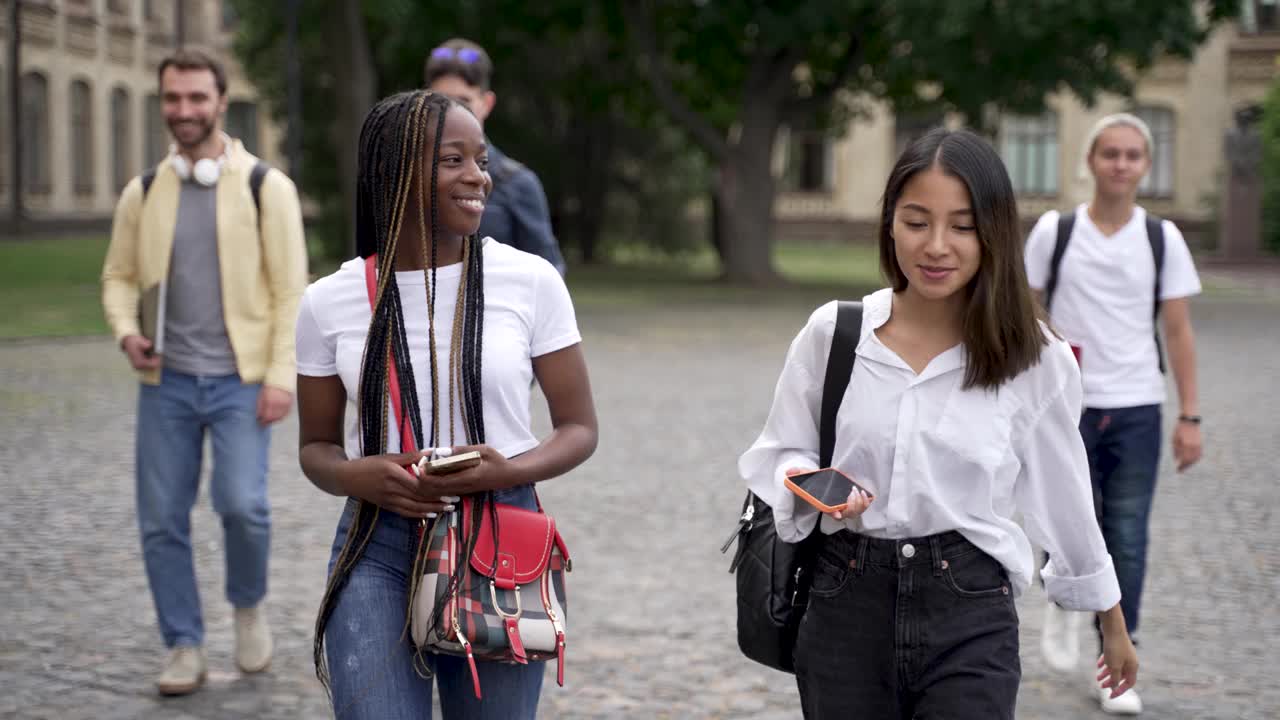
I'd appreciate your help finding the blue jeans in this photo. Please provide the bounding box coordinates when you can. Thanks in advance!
[324,485,545,720]
[1081,404,1162,641]
[136,369,271,648]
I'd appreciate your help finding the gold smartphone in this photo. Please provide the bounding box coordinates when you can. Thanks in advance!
[423,451,482,475]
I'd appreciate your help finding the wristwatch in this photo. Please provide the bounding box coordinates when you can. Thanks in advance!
[1177,414,1202,425]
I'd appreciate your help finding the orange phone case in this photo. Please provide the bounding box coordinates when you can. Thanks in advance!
[783,467,871,514]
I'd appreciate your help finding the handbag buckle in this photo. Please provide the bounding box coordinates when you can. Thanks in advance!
[490,580,523,619]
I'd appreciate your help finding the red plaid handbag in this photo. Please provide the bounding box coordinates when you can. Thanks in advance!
[364,256,571,699]
[409,497,571,698]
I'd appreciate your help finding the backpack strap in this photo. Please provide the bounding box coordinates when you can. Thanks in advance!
[140,160,267,211]
[1043,212,1075,314]
[140,167,157,198]
[819,301,864,467]
[1146,214,1167,374]
[248,161,269,219]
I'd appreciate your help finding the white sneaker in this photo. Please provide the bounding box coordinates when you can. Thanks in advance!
[234,605,273,673]
[1040,600,1083,673]
[156,645,207,696]
[1097,683,1143,715]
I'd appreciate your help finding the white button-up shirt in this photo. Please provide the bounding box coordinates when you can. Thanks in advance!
[739,289,1121,612]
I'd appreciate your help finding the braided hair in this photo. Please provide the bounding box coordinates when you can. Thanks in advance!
[313,89,488,693]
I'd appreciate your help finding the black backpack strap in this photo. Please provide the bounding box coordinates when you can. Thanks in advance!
[139,162,267,211]
[249,161,269,221]
[140,167,157,198]
[819,301,864,467]
[1043,212,1075,313]
[1146,214,1166,373]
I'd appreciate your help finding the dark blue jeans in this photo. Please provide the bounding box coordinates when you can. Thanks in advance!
[1081,404,1162,641]
[794,531,1021,719]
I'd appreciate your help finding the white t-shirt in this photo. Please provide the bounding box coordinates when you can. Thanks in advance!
[295,239,581,460]
[1024,204,1201,409]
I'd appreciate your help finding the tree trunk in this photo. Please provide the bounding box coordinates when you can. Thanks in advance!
[576,117,614,264]
[324,0,375,256]
[716,98,782,284]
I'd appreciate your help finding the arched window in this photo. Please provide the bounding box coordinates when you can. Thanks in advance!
[1133,106,1175,198]
[999,111,1060,196]
[145,93,166,167]
[111,87,132,191]
[226,100,259,155]
[21,71,51,193]
[70,79,94,195]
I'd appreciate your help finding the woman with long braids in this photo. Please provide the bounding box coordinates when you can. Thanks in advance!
[294,90,597,718]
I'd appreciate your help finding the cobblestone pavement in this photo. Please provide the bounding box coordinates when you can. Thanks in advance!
[2,291,1277,719]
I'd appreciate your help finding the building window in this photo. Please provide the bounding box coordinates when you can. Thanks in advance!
[1242,0,1280,33]
[108,0,132,15]
[222,0,240,30]
[1133,106,1175,198]
[111,87,133,192]
[20,71,50,193]
[1000,112,1059,196]
[781,129,833,193]
[71,79,95,195]
[894,111,944,161]
[145,93,167,167]
[226,101,260,155]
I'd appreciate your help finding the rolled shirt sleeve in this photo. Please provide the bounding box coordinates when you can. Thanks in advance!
[1014,342,1122,612]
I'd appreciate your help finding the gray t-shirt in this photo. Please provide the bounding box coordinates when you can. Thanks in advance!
[163,180,238,377]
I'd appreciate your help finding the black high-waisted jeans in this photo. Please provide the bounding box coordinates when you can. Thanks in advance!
[794,530,1021,720]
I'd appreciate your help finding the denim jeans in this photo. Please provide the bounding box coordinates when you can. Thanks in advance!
[135,369,271,648]
[794,530,1021,720]
[1080,404,1162,641]
[324,485,545,720]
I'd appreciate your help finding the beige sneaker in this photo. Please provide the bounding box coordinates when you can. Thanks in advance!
[234,605,273,673]
[156,645,207,696]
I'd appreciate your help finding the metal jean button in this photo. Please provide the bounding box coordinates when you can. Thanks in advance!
[901,543,916,559]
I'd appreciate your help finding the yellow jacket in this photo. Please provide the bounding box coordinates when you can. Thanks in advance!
[101,139,308,391]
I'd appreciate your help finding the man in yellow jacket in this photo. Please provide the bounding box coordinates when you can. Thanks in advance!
[101,48,307,696]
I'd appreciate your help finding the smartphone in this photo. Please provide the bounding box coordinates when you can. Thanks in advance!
[784,467,873,514]
[421,450,482,475]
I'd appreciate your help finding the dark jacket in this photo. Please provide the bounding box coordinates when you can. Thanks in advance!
[480,143,566,275]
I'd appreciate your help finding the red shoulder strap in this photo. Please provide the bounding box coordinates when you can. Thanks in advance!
[365,255,417,453]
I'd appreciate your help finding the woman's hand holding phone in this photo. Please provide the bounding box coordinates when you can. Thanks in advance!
[832,486,873,521]
[784,466,874,520]
[338,451,458,519]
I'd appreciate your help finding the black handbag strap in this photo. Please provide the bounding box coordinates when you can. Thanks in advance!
[819,301,863,467]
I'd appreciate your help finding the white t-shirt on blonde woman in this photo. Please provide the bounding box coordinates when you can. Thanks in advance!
[294,238,582,460]
[1024,204,1201,409]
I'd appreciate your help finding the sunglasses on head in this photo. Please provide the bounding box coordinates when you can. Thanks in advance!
[431,46,482,64]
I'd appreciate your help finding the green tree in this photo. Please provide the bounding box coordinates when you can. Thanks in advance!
[623,0,1241,283]
[229,0,705,262]
[1262,82,1280,254]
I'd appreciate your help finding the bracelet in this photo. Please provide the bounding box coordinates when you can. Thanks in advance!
[1178,414,1201,425]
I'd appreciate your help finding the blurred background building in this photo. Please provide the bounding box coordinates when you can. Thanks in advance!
[776,3,1280,250]
[0,0,283,231]
[2,0,1277,253]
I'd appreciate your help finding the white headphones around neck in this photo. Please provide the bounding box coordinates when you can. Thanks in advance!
[170,133,231,186]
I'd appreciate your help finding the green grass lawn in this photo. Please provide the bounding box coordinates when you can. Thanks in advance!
[0,235,883,339]
[0,235,112,338]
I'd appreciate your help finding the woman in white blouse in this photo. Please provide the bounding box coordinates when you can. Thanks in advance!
[739,128,1138,719]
